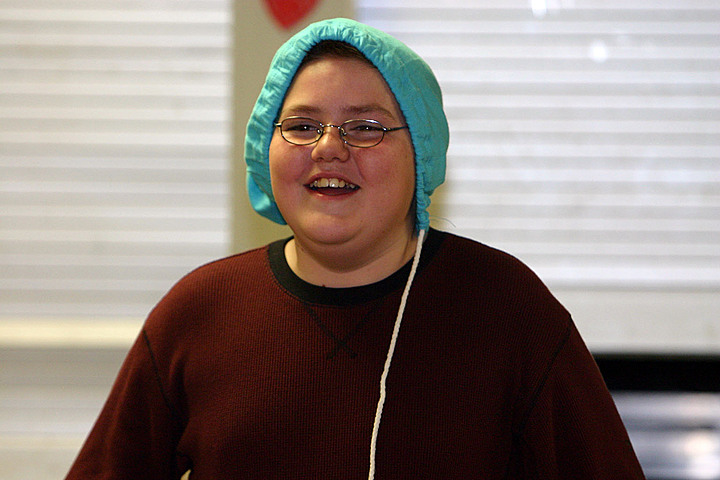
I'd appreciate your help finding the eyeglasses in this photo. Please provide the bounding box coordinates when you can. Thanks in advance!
[274,116,409,148]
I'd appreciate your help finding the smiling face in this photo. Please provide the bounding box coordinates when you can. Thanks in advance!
[269,55,416,270]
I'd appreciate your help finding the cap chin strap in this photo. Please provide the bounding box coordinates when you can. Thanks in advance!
[368,228,427,480]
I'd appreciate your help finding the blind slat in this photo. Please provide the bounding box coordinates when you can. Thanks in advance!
[0,1,231,318]
[359,2,720,294]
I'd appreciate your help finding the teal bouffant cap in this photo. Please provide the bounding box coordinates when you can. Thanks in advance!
[244,18,448,231]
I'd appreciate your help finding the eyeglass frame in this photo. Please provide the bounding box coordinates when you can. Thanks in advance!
[273,116,409,148]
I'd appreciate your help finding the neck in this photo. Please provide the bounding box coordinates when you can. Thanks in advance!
[284,231,419,288]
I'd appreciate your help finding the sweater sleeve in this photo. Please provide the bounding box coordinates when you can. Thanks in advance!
[510,321,646,479]
[64,329,188,480]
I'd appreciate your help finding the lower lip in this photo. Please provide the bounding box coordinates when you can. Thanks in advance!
[307,186,358,197]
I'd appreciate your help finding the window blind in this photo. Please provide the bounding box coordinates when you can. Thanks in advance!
[0,0,231,319]
[357,1,719,352]
[358,1,719,291]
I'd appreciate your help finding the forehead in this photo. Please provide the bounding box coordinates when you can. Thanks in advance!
[280,56,404,121]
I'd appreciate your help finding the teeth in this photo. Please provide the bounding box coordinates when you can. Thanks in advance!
[309,178,358,190]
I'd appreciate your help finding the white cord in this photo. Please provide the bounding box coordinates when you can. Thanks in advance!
[368,228,426,480]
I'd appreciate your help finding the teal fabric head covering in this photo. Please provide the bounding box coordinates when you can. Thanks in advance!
[244,18,448,231]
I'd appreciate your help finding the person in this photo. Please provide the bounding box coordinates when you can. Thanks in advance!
[65,18,645,479]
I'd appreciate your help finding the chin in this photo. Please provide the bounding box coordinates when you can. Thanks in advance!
[302,225,359,247]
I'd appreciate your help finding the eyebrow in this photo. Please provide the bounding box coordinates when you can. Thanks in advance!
[280,103,398,120]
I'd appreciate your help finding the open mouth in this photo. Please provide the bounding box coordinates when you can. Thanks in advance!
[306,177,359,195]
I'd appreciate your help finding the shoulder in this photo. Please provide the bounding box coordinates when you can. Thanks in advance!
[159,242,280,305]
[423,230,576,385]
[434,229,516,263]
[142,243,276,335]
[431,229,550,292]
[424,229,570,328]
[179,244,271,286]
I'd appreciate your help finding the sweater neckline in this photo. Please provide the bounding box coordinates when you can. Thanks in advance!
[267,228,444,307]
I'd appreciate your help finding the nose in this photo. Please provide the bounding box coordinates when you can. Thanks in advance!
[311,124,350,163]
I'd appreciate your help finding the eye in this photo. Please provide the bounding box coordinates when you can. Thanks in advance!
[279,118,323,144]
[345,120,384,132]
[283,118,321,132]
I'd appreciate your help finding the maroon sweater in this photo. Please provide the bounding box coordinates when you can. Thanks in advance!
[65,229,644,479]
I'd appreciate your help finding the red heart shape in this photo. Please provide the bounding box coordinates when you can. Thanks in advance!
[263,0,320,29]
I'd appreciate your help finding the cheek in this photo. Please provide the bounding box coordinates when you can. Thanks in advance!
[387,148,416,202]
[401,166,417,208]
[369,153,416,213]
[268,136,296,192]
[268,134,283,173]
